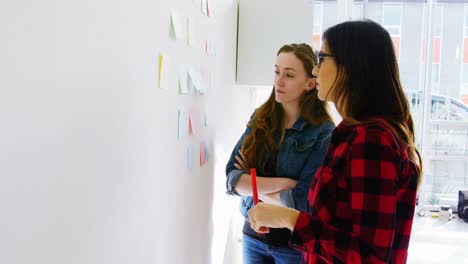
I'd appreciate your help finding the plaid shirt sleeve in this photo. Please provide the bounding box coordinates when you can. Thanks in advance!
[290,125,414,263]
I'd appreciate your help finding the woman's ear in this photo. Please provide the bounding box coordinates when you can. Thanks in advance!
[306,78,317,91]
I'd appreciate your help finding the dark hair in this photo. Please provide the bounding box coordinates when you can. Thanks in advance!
[323,20,422,183]
[241,43,332,173]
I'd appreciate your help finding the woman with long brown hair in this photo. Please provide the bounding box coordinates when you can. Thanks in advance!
[226,43,334,263]
[248,20,422,264]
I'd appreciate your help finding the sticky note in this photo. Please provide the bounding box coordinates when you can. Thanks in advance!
[179,68,189,94]
[170,9,184,40]
[188,68,205,94]
[209,71,213,90]
[178,109,189,139]
[200,141,206,166]
[188,113,195,136]
[188,144,194,170]
[201,0,207,15]
[211,39,216,56]
[205,39,216,56]
[158,53,169,89]
[187,16,192,47]
[204,111,207,127]
[205,140,211,162]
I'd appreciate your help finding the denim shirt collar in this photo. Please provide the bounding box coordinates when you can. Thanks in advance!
[289,116,309,131]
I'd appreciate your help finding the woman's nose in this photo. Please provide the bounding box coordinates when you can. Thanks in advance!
[275,76,284,87]
[312,66,318,77]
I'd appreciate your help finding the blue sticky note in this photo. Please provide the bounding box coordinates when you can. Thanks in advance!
[205,140,211,162]
[188,144,194,170]
[178,109,189,140]
[204,111,207,127]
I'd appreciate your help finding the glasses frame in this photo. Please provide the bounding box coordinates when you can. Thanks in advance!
[316,51,335,68]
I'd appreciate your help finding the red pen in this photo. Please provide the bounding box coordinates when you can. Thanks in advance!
[250,168,268,234]
[250,168,259,205]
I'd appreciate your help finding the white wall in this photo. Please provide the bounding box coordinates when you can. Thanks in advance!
[0,0,249,263]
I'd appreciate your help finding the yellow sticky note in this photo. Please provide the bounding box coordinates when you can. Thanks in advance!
[187,16,191,46]
[158,53,169,89]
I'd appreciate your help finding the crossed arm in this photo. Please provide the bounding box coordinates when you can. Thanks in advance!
[232,150,296,205]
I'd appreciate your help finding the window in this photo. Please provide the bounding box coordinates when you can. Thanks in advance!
[357,1,468,213]
[432,63,440,93]
[383,4,401,59]
[462,63,468,93]
[434,4,443,37]
[312,1,323,50]
[382,4,401,36]
[461,5,468,96]
[352,2,363,20]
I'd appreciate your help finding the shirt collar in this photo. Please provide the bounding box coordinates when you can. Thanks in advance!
[289,116,309,131]
[333,120,354,135]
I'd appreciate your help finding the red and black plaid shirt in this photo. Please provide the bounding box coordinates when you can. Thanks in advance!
[290,121,419,264]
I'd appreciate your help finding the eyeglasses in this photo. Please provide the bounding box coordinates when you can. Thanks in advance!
[316,51,334,68]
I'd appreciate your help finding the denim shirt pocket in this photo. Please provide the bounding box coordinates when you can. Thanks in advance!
[293,138,318,152]
[277,136,319,179]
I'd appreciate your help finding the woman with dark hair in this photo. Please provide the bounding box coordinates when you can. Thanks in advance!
[248,20,422,264]
[226,43,335,263]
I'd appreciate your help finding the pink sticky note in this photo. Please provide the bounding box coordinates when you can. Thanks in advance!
[188,113,195,135]
[200,141,206,166]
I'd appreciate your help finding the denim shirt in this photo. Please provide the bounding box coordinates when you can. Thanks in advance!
[226,113,335,218]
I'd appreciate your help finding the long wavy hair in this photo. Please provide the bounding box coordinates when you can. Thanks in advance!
[241,43,332,173]
[322,20,422,185]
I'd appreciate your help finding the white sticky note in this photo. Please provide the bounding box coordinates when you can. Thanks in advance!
[179,68,189,94]
[170,9,184,40]
[201,0,207,15]
[188,68,205,94]
[211,39,216,56]
[209,71,214,90]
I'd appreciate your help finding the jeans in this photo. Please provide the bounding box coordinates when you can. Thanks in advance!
[243,234,303,264]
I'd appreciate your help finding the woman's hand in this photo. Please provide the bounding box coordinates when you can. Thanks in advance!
[234,150,249,173]
[248,203,300,232]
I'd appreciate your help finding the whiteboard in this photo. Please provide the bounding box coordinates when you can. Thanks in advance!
[236,0,315,86]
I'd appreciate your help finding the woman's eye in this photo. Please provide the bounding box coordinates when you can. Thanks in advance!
[274,71,279,75]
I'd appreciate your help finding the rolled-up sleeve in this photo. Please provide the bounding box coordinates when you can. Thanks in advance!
[226,169,244,195]
[279,189,295,208]
[225,116,253,196]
